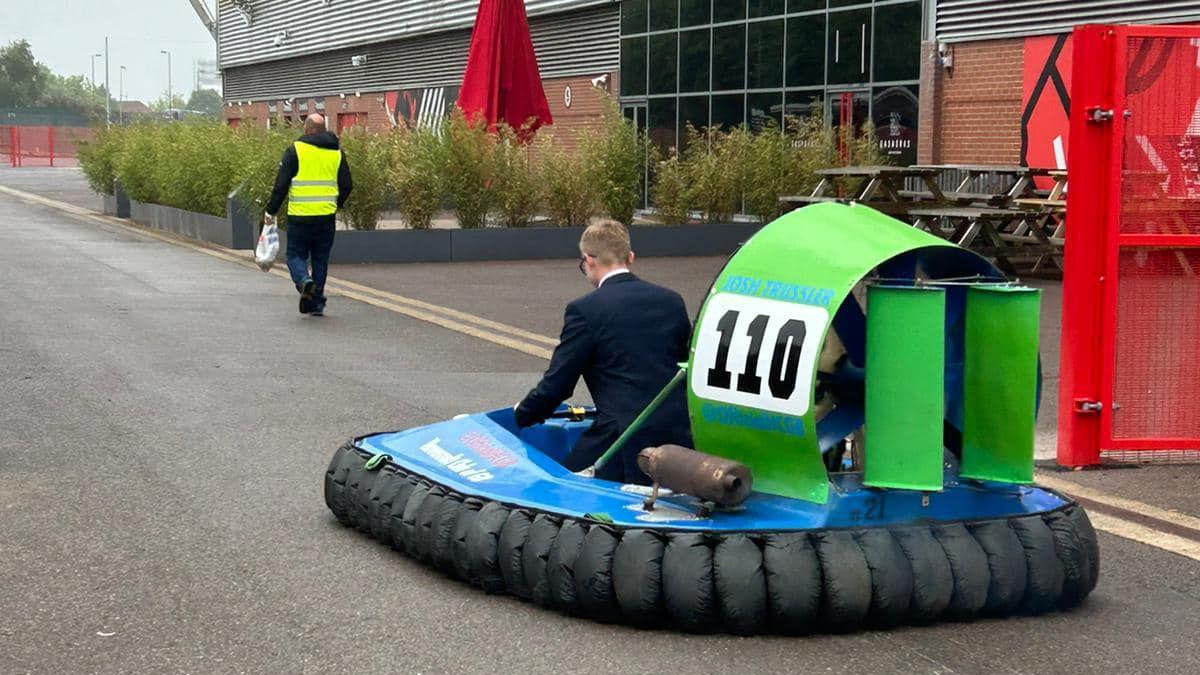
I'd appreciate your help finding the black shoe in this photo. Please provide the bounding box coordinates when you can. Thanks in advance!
[299,280,316,314]
[310,304,325,317]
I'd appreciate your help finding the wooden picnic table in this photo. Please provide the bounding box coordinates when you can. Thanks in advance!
[781,165,948,207]
[778,163,1070,278]
[909,205,1045,276]
[912,164,1058,204]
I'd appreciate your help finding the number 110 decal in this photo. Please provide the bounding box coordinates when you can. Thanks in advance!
[691,293,829,417]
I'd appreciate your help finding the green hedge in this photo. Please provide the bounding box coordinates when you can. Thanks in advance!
[79,119,296,219]
[78,99,890,231]
[650,109,891,225]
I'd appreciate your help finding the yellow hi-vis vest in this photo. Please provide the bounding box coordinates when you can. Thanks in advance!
[287,141,342,217]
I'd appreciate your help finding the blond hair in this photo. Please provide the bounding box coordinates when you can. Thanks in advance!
[580,219,632,266]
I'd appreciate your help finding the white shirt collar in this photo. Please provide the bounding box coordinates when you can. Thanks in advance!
[599,268,631,288]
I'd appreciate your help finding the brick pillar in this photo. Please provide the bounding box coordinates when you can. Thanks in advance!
[917,41,943,165]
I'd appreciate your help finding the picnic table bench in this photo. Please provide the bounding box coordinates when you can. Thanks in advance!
[777,163,1069,278]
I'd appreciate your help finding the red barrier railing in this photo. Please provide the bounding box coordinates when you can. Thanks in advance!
[1058,24,1200,466]
[1,126,93,167]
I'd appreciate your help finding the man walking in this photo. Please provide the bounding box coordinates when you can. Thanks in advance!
[265,114,353,316]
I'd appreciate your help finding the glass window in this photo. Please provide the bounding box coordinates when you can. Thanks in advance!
[621,37,648,96]
[711,93,745,129]
[680,0,710,27]
[649,0,679,31]
[787,0,823,11]
[747,19,784,89]
[874,2,921,82]
[712,24,746,91]
[872,85,919,165]
[679,95,709,138]
[786,14,825,87]
[829,0,866,7]
[622,0,648,34]
[784,91,823,120]
[679,29,711,93]
[713,0,746,23]
[747,91,784,132]
[827,9,871,85]
[830,90,870,138]
[748,0,785,18]
[649,33,679,94]
[648,97,678,153]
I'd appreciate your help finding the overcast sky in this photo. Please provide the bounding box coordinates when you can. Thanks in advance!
[4,0,218,103]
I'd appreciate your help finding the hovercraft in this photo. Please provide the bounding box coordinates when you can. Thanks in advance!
[325,203,1098,634]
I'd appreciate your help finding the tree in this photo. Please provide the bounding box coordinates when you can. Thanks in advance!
[149,94,187,113]
[0,40,46,107]
[186,88,222,117]
[39,70,105,117]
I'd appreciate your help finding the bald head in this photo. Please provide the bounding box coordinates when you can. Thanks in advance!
[304,114,326,135]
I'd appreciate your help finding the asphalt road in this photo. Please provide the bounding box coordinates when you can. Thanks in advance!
[2,174,1199,674]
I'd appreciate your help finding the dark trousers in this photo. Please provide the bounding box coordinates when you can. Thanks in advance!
[285,218,336,304]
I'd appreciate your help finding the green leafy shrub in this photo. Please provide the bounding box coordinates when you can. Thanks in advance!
[493,126,540,228]
[537,135,596,227]
[153,121,246,217]
[77,123,125,195]
[581,99,644,225]
[436,110,496,229]
[650,148,689,224]
[743,119,810,224]
[679,125,744,222]
[846,120,891,168]
[114,121,164,205]
[231,124,298,225]
[388,125,443,230]
[338,126,390,230]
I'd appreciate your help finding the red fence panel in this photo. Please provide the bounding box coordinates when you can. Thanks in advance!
[1059,24,1200,466]
[0,125,12,166]
[2,126,93,167]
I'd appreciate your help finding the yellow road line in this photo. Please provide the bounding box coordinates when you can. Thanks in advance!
[0,184,555,360]
[10,182,1200,563]
[1086,510,1200,562]
[326,276,560,347]
[1036,472,1200,532]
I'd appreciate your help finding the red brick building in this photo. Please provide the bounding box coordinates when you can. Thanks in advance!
[218,1,617,143]
[918,2,1200,167]
[219,1,1200,170]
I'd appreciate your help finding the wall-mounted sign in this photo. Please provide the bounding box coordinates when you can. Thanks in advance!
[563,84,573,109]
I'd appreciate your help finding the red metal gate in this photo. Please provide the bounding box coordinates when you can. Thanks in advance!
[0,126,93,167]
[1059,24,1200,466]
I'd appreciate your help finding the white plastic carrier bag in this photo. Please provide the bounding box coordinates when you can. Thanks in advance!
[255,222,280,272]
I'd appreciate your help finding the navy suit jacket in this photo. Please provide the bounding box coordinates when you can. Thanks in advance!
[515,272,694,484]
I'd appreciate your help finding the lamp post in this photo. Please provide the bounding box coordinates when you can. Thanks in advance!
[90,53,102,87]
[160,50,173,112]
[104,37,110,126]
[119,65,126,123]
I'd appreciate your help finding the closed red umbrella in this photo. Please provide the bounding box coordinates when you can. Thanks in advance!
[456,0,553,138]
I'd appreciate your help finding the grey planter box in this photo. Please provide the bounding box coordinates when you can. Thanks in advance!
[330,228,452,263]
[129,200,233,247]
[450,226,584,262]
[113,195,760,264]
[630,223,759,257]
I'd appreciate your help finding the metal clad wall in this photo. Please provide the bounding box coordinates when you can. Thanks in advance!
[218,0,613,67]
[222,5,618,101]
[936,1,1200,42]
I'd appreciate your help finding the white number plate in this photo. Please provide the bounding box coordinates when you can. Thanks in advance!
[691,293,829,417]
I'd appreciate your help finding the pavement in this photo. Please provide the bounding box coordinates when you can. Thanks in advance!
[2,166,1199,674]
